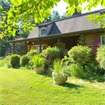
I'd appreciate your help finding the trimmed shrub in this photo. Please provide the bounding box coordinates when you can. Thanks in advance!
[20,55,29,66]
[96,45,105,69]
[9,54,20,67]
[69,63,86,78]
[42,46,63,61]
[68,45,93,65]
[26,50,38,58]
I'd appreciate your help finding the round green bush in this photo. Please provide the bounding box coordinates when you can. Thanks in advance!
[42,46,63,61]
[20,55,29,66]
[68,45,93,65]
[26,50,38,58]
[96,45,105,69]
[9,54,20,67]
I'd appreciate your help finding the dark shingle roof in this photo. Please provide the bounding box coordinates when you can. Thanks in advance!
[28,27,39,39]
[27,10,102,39]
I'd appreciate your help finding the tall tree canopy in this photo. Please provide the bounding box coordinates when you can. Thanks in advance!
[0,0,105,39]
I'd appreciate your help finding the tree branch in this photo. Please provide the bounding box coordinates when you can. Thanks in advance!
[18,0,44,15]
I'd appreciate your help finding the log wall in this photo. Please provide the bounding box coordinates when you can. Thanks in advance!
[79,34,95,51]
[79,32,103,51]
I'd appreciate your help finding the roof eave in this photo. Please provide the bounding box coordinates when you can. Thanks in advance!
[8,28,105,43]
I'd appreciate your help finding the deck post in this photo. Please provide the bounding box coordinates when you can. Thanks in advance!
[39,39,41,53]
[13,43,15,54]
[57,38,60,47]
[25,41,28,54]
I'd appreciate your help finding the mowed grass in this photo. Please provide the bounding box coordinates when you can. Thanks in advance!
[0,67,105,105]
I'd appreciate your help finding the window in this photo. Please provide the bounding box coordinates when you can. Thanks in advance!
[33,44,46,52]
[40,28,47,36]
[101,35,105,45]
[56,43,62,48]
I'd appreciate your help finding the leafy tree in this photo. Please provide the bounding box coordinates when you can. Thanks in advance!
[0,0,105,38]
[60,13,70,19]
[51,10,60,21]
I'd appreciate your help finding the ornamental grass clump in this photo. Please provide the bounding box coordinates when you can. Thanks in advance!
[51,59,70,85]
[32,54,44,67]
[96,45,105,70]
[68,45,93,65]
[52,60,70,78]
[9,54,20,67]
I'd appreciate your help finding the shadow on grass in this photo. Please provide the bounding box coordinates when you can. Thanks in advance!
[39,69,53,77]
[60,82,84,89]
[40,72,52,77]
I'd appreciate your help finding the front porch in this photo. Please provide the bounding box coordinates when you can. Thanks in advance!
[29,36,79,55]
[8,35,80,56]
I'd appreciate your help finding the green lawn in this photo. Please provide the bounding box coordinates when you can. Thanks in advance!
[0,67,105,105]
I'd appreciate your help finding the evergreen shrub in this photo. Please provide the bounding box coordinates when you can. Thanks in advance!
[9,54,20,67]
[20,55,29,66]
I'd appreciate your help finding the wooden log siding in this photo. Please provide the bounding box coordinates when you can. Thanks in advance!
[79,34,97,51]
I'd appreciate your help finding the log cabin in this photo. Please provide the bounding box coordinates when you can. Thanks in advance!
[8,9,105,56]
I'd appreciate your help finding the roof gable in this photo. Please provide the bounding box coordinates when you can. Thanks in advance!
[27,10,101,39]
[48,12,100,35]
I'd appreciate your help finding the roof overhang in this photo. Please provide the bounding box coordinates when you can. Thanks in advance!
[8,28,105,43]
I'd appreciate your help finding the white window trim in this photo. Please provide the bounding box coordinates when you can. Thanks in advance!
[33,44,46,52]
[100,35,105,45]
[40,27,47,36]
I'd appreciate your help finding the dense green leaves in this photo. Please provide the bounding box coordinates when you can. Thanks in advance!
[0,0,105,38]
[0,6,3,10]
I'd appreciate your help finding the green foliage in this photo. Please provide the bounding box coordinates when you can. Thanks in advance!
[96,45,105,69]
[68,45,93,65]
[32,54,44,67]
[69,63,85,78]
[44,60,53,69]
[0,0,105,38]
[51,10,60,21]
[42,46,63,61]
[85,63,105,76]
[9,54,20,67]
[52,59,70,77]
[87,14,105,28]
[69,62,105,81]
[26,50,38,58]
[0,39,7,56]
[20,55,29,66]
[0,59,6,67]
[0,56,12,68]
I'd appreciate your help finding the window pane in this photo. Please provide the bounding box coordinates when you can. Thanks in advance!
[43,45,46,50]
[37,46,39,52]
[102,36,105,45]
[41,28,47,35]
[34,46,36,50]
